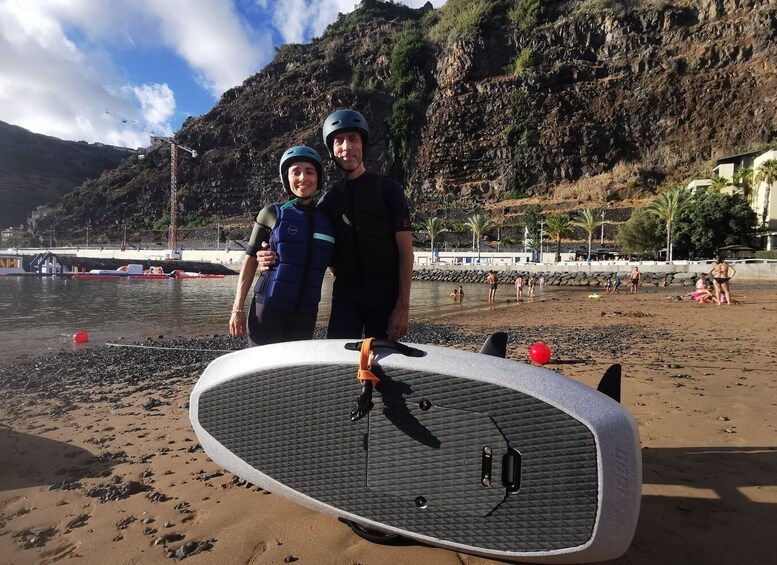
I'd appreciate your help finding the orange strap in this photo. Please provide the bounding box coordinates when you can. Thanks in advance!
[357,337,380,386]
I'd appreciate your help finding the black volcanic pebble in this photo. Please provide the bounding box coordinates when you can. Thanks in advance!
[86,480,152,502]
[171,539,214,560]
[14,527,56,549]
[66,514,90,529]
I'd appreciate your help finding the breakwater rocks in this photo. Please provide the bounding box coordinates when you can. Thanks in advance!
[413,269,705,288]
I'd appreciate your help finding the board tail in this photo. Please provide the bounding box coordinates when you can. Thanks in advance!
[479,332,508,358]
[597,364,622,403]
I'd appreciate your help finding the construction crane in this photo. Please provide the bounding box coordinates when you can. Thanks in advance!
[105,109,196,257]
[167,141,198,256]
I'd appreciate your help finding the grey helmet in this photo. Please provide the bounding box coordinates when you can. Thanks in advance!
[322,109,369,156]
[279,146,323,196]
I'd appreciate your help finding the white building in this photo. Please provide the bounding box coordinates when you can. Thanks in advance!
[753,149,777,249]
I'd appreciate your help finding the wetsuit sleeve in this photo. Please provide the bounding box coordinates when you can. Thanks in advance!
[244,205,277,257]
[382,178,412,232]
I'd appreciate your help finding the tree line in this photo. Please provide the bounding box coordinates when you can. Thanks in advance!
[417,159,777,261]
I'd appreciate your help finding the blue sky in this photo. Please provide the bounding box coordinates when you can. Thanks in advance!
[0,0,445,149]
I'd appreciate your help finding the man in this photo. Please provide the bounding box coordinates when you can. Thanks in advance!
[709,256,736,306]
[486,270,497,303]
[257,109,413,340]
[630,267,640,294]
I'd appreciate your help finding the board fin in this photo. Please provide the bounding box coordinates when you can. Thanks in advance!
[597,364,622,403]
[479,332,508,358]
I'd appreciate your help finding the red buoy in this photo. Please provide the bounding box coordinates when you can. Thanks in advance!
[529,342,551,365]
[73,331,89,344]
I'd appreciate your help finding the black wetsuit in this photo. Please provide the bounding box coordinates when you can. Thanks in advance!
[318,172,411,339]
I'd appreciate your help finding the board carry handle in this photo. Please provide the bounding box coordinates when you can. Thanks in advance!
[344,339,424,357]
[350,338,377,422]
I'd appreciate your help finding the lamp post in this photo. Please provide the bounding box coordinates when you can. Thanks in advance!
[539,219,544,263]
[600,210,605,245]
[86,220,90,249]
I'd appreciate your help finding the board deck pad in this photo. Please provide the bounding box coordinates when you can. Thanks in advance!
[192,341,640,563]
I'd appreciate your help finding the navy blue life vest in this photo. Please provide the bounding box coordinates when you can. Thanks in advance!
[254,200,335,313]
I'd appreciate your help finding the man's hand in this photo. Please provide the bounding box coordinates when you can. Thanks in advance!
[229,311,247,337]
[387,302,409,341]
[257,241,277,272]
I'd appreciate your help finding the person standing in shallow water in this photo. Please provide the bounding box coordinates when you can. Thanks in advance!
[257,109,413,341]
[515,275,523,299]
[229,146,334,346]
[487,270,497,303]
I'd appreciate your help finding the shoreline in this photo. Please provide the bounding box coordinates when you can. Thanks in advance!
[2,289,776,564]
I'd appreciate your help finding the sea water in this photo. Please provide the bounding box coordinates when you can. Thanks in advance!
[0,276,540,358]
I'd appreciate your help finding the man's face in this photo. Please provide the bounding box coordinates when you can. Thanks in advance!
[332,131,363,171]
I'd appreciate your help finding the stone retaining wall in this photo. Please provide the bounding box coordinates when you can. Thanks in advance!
[413,269,704,288]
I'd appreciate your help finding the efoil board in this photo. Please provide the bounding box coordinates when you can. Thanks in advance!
[190,339,641,563]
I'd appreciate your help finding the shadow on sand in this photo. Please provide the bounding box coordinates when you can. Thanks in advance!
[611,446,777,564]
[0,427,119,491]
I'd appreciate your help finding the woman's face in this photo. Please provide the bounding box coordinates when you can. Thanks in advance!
[287,161,318,200]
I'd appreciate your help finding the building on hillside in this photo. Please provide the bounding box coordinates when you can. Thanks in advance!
[685,179,712,193]
[149,135,172,147]
[753,149,777,250]
[686,150,760,194]
[686,149,777,250]
[1,225,24,243]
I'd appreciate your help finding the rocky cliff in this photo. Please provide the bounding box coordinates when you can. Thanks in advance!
[36,0,777,243]
[0,121,134,229]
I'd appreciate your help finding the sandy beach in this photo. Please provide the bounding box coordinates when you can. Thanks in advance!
[1,286,776,565]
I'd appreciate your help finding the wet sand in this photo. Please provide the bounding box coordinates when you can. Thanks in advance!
[1,287,776,564]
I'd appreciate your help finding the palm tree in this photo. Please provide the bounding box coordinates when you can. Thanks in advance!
[754,159,777,228]
[733,167,754,203]
[420,217,449,255]
[647,185,687,262]
[464,213,493,261]
[708,175,730,193]
[572,208,603,260]
[545,215,573,263]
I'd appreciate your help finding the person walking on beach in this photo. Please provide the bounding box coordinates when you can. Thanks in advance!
[630,267,641,294]
[527,275,536,298]
[515,275,523,299]
[257,109,412,340]
[709,256,736,306]
[230,146,334,345]
[487,271,497,303]
[613,277,621,293]
[457,285,464,302]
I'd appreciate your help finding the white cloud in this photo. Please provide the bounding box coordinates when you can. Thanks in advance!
[143,0,272,96]
[266,0,447,46]
[0,1,152,147]
[130,84,176,136]
[0,0,447,146]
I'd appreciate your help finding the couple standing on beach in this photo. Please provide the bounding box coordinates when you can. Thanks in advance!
[228,109,413,345]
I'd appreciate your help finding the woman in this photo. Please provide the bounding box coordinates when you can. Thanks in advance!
[229,146,334,345]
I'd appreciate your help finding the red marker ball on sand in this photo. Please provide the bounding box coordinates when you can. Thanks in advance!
[73,331,89,344]
[529,342,551,365]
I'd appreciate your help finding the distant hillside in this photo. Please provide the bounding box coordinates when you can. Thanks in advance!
[36,0,777,245]
[0,121,134,228]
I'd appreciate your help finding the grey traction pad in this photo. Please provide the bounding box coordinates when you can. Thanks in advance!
[198,363,599,552]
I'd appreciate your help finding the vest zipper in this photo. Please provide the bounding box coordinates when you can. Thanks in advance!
[345,180,365,284]
[295,212,315,312]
